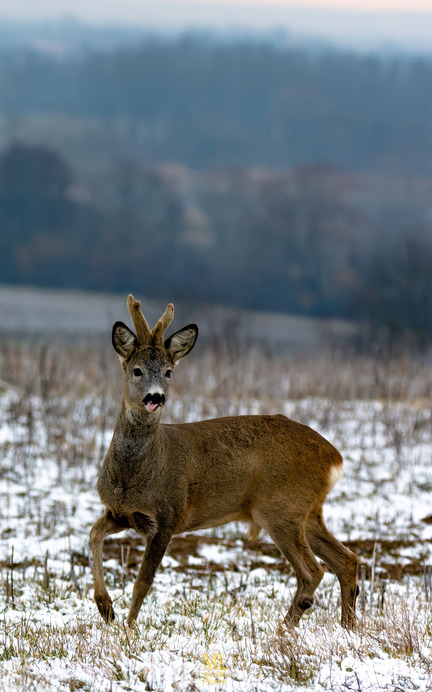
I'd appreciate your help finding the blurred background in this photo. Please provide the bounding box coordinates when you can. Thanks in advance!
[0,0,431,348]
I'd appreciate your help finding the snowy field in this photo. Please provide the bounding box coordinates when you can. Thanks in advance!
[0,336,432,691]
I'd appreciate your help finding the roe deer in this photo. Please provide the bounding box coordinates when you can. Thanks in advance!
[90,295,358,629]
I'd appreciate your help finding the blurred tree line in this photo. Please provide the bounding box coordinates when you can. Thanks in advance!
[0,38,431,173]
[1,37,432,342]
[1,141,432,343]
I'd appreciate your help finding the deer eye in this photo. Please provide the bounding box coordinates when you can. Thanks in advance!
[165,369,172,378]
[133,367,143,377]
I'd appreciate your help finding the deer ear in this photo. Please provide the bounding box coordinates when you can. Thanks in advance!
[165,324,198,363]
[112,321,138,360]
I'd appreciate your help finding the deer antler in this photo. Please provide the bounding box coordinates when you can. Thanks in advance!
[127,294,151,343]
[152,304,174,342]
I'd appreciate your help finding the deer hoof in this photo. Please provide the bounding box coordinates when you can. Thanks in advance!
[126,614,137,629]
[298,598,313,611]
[96,596,115,624]
[341,610,357,630]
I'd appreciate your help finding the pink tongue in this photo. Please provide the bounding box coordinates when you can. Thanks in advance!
[147,402,159,412]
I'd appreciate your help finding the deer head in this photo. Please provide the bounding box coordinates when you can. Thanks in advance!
[112,295,198,414]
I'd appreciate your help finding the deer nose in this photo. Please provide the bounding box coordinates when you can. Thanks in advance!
[143,392,165,405]
[143,392,166,412]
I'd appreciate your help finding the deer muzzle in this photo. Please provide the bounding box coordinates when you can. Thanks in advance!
[143,392,166,412]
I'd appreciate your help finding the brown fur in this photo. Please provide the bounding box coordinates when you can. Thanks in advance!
[90,296,358,630]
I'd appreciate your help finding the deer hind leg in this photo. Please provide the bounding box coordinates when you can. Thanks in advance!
[306,508,358,629]
[258,512,324,627]
[90,510,130,623]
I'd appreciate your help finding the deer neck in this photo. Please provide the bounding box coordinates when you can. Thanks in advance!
[99,402,165,508]
[109,401,163,467]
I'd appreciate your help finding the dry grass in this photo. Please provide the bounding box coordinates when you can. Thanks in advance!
[0,333,432,690]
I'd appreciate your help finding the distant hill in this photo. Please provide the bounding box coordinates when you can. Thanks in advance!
[0,284,357,354]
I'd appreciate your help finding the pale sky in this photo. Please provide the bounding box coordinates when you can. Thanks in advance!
[1,0,431,54]
[0,0,431,25]
[177,0,431,7]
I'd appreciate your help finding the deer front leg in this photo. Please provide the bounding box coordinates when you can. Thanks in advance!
[90,510,130,623]
[127,528,172,626]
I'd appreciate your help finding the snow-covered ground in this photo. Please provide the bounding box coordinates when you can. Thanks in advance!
[0,351,432,690]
